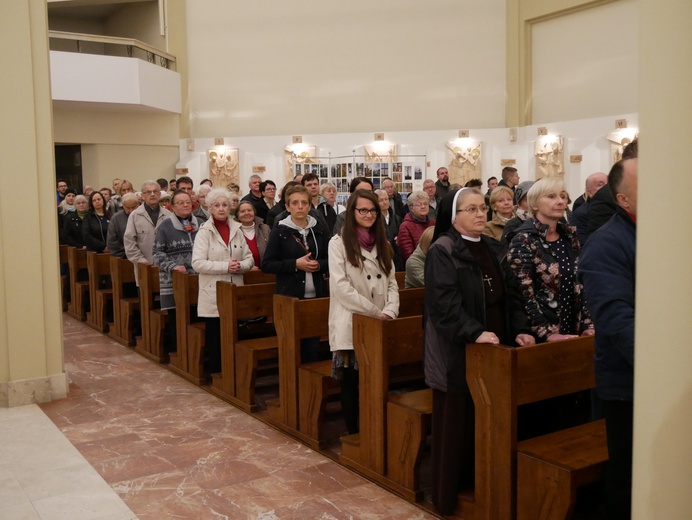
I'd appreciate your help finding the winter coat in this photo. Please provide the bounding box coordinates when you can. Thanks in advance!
[240,216,271,265]
[397,213,435,262]
[483,211,515,242]
[328,234,399,352]
[578,208,636,401]
[123,204,172,285]
[424,229,531,394]
[63,212,86,248]
[191,217,254,317]
[404,244,426,288]
[261,216,329,299]
[82,210,110,253]
[106,210,129,259]
[153,215,200,310]
[507,218,592,342]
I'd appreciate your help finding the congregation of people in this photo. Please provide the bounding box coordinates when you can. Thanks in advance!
[56,141,637,519]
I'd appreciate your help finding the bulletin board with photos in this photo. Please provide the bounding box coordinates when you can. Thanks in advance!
[297,154,426,205]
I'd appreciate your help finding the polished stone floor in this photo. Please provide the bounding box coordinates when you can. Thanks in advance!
[28,315,436,519]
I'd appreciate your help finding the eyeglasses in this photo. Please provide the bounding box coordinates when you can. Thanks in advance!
[174,200,191,206]
[263,187,276,191]
[412,202,429,208]
[355,208,378,216]
[457,205,489,214]
[143,190,159,196]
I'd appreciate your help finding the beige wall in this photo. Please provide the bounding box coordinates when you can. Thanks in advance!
[182,0,507,136]
[633,0,692,517]
[53,108,180,188]
[81,143,180,191]
[531,0,639,123]
[0,0,66,405]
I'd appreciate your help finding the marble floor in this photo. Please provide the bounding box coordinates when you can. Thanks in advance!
[24,314,437,520]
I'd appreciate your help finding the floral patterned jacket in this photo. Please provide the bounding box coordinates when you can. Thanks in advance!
[507,218,592,341]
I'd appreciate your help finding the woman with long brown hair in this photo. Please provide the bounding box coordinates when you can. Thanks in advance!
[328,189,400,434]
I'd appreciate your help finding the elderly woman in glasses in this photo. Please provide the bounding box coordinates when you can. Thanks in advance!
[329,189,399,434]
[397,190,436,262]
[424,188,534,515]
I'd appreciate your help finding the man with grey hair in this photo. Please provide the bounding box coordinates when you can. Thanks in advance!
[382,177,406,219]
[124,180,172,285]
[241,174,263,206]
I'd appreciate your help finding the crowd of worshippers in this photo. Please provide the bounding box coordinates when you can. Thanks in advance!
[55,140,637,520]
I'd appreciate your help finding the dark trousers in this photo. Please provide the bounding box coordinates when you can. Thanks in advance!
[430,388,475,516]
[340,366,359,434]
[603,399,633,520]
[205,317,221,374]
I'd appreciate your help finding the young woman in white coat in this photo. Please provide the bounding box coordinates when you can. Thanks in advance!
[329,189,399,434]
[191,188,254,374]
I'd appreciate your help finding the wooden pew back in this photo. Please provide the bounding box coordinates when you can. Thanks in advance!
[134,263,166,362]
[348,314,425,474]
[213,281,277,399]
[466,336,596,520]
[66,247,89,320]
[108,256,138,346]
[86,252,113,331]
[170,271,202,382]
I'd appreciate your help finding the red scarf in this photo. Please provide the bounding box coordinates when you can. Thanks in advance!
[357,226,376,252]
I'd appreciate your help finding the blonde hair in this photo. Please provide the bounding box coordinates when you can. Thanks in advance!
[489,185,514,208]
[418,226,435,255]
[527,177,566,215]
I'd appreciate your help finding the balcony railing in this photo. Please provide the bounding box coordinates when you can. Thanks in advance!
[48,30,176,71]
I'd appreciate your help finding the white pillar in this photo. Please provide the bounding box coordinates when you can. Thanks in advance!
[633,0,692,517]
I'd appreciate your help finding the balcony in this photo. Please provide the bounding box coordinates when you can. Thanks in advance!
[49,31,181,114]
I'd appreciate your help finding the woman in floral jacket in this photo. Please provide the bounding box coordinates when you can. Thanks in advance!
[507,177,594,343]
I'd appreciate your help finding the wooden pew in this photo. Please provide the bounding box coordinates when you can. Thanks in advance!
[134,263,168,363]
[339,313,428,501]
[395,270,406,290]
[208,280,277,412]
[107,256,139,346]
[59,245,69,311]
[266,296,332,448]
[169,271,206,385]
[85,252,113,333]
[463,336,606,520]
[243,270,275,285]
[268,287,425,451]
[66,247,89,321]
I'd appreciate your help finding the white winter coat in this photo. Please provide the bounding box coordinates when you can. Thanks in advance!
[328,234,399,352]
[191,217,254,317]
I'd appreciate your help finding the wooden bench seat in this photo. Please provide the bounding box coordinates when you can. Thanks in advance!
[386,388,433,500]
[107,256,139,346]
[134,263,168,363]
[339,313,427,501]
[86,252,113,333]
[517,419,608,520]
[209,280,277,412]
[169,271,206,385]
[267,295,331,449]
[462,336,604,520]
[66,247,89,321]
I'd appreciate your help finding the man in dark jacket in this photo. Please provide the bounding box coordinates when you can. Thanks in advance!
[579,156,637,520]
